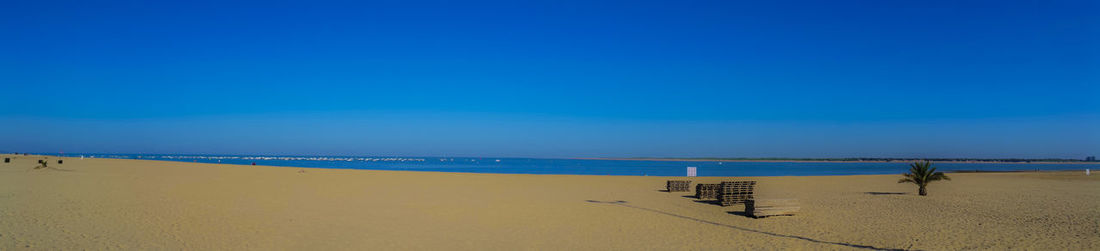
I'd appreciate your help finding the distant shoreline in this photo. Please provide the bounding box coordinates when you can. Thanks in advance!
[576,157,1099,164]
[13,153,1098,165]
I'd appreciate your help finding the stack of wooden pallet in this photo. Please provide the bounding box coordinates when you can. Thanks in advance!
[666,180,691,192]
[717,181,756,206]
[746,199,800,218]
[695,184,720,199]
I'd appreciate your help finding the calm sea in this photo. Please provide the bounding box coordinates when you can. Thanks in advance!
[52,154,1099,177]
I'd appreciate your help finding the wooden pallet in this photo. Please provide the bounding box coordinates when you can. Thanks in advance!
[695,184,720,199]
[667,180,691,192]
[717,181,755,206]
[746,199,800,218]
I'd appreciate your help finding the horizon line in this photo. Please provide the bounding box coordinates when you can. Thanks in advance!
[10,152,1097,162]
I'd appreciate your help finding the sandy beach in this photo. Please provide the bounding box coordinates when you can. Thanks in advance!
[1,154,1097,250]
[578,157,1098,165]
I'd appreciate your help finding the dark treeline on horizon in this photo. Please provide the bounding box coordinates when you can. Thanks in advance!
[637,157,1099,163]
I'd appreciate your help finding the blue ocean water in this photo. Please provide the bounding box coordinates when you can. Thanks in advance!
[55,154,1100,177]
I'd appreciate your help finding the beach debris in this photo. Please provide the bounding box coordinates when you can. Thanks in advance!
[57,159,63,164]
[695,184,720,200]
[898,161,950,196]
[3,158,9,163]
[666,180,691,192]
[746,199,800,218]
[717,181,756,206]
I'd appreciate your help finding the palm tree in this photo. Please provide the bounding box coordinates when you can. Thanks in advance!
[898,161,950,196]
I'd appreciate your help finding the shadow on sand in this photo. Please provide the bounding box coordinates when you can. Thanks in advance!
[585,200,907,251]
[681,195,721,206]
[727,211,753,217]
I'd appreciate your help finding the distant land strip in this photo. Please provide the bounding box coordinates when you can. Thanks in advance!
[577,157,1099,164]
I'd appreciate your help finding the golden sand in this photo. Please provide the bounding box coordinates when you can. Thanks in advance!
[1,154,1097,250]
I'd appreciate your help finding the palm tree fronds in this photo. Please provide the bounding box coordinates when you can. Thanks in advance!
[900,160,949,196]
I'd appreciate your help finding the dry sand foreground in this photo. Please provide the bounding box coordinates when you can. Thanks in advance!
[1,155,1097,250]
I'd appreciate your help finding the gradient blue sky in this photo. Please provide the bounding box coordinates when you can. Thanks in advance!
[1,0,1097,158]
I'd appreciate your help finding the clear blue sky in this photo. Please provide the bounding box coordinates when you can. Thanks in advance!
[1,0,1097,158]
